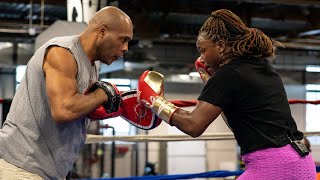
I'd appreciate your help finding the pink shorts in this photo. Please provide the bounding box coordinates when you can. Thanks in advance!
[238,144,316,180]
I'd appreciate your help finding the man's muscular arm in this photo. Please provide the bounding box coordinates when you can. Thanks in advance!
[43,46,107,123]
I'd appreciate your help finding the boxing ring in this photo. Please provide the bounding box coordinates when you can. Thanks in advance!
[86,131,320,144]
[82,131,320,180]
[0,98,320,179]
[86,98,320,144]
[80,98,320,180]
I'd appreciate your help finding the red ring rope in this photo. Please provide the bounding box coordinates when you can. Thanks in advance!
[169,99,320,107]
[288,99,320,105]
[0,99,319,107]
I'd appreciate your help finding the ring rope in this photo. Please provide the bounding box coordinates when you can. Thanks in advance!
[288,99,320,105]
[169,99,320,107]
[86,131,320,144]
[0,98,318,144]
[0,99,319,106]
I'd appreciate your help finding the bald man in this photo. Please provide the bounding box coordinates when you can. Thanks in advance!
[0,6,133,179]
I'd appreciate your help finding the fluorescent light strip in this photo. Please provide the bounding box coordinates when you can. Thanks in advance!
[189,72,200,77]
[306,84,320,91]
[306,65,320,72]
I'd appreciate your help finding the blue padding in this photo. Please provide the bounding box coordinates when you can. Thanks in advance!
[77,170,244,180]
[77,166,320,180]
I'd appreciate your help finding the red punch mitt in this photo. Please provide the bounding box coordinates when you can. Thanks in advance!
[121,90,161,130]
[195,57,212,84]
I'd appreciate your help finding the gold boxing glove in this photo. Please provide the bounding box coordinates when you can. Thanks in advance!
[137,70,178,125]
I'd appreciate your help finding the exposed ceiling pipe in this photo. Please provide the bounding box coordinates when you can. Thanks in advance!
[40,0,44,27]
[298,29,320,37]
[28,0,36,36]
[0,23,48,28]
[227,0,320,7]
[291,38,320,44]
[280,42,320,51]
[151,38,320,51]
[29,0,33,29]
[0,29,29,34]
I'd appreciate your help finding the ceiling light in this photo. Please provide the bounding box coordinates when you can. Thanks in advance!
[189,72,200,77]
[306,84,320,91]
[306,65,320,72]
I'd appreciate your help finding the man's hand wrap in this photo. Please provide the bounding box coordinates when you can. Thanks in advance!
[195,57,212,84]
[85,81,122,120]
[137,70,178,125]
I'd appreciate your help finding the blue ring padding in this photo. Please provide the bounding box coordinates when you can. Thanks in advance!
[76,166,320,180]
[76,170,244,180]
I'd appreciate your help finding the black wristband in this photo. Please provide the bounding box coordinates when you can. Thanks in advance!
[97,81,121,113]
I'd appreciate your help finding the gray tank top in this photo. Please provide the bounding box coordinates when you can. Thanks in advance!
[0,35,98,179]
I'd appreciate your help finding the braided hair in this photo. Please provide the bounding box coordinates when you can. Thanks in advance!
[199,9,279,66]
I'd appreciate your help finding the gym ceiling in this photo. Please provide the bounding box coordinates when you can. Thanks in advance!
[0,0,319,79]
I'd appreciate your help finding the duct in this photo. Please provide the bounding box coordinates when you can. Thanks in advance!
[136,37,320,52]
[298,29,320,37]
[34,20,87,51]
[281,42,320,51]
[290,38,320,44]
[251,17,307,32]
[0,29,29,34]
[220,0,320,7]
[273,64,307,71]
[28,0,34,35]
[0,27,44,35]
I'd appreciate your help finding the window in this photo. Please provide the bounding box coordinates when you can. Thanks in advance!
[100,78,131,92]
[99,78,137,143]
[305,84,320,144]
[100,118,136,137]
[16,65,27,89]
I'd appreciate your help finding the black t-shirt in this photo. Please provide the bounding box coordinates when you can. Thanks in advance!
[198,57,303,155]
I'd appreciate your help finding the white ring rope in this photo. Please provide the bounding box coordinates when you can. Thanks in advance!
[85,131,320,144]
